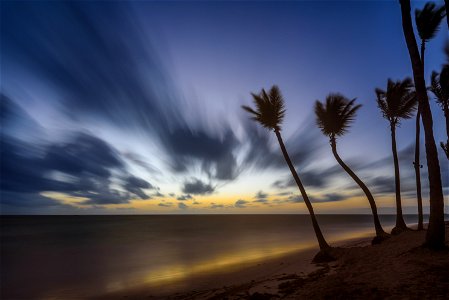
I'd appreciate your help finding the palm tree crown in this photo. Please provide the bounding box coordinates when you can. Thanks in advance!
[242,85,286,131]
[375,78,417,126]
[430,44,449,108]
[315,94,362,139]
[415,2,446,42]
[430,71,449,109]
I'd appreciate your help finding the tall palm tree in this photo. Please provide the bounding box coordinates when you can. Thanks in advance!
[414,2,446,230]
[242,85,332,255]
[315,94,388,242]
[399,0,446,249]
[375,78,417,234]
[429,45,449,159]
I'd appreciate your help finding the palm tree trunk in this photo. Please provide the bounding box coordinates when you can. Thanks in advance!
[399,0,446,249]
[414,107,424,230]
[274,129,330,250]
[390,123,408,231]
[413,41,425,230]
[330,137,386,236]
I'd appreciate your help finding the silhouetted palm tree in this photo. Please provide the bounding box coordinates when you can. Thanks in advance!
[315,94,388,242]
[429,45,449,159]
[414,2,446,230]
[242,85,331,255]
[399,0,446,249]
[376,78,417,234]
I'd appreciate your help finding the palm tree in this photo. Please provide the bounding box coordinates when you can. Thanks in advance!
[399,0,446,249]
[242,85,332,258]
[414,2,446,230]
[375,78,417,234]
[315,94,388,243]
[429,45,449,159]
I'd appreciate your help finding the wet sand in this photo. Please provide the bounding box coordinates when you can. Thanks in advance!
[95,224,448,300]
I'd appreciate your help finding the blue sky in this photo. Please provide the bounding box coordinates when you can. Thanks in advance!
[1,1,448,214]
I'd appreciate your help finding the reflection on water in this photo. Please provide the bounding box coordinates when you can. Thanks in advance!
[1,215,421,298]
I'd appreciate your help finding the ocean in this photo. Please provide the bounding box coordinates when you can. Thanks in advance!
[0,214,423,299]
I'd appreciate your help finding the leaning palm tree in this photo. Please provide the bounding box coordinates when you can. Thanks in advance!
[429,44,449,159]
[242,85,332,259]
[375,78,417,234]
[315,94,388,243]
[414,2,446,230]
[399,0,446,249]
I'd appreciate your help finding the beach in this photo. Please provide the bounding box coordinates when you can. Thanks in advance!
[2,215,447,299]
[97,223,449,300]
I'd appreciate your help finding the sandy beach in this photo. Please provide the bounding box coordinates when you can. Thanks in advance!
[94,222,448,299]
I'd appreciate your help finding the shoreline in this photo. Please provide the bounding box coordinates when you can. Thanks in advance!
[95,223,448,299]
[92,234,373,299]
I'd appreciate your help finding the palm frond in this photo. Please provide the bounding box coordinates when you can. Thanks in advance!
[315,93,361,138]
[375,78,417,126]
[415,2,446,42]
[430,71,449,109]
[242,85,286,131]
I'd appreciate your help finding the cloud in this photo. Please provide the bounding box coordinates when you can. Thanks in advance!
[122,152,162,175]
[253,198,269,204]
[234,199,249,208]
[177,194,193,201]
[123,175,153,199]
[182,179,214,195]
[286,193,346,203]
[254,190,268,199]
[178,202,188,210]
[158,202,173,207]
[210,203,224,209]
[0,191,76,214]
[288,195,303,203]
[313,193,346,203]
[0,99,152,208]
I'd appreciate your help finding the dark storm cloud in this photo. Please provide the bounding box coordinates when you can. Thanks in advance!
[182,179,215,195]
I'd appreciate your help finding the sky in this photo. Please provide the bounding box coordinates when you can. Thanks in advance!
[1,1,448,215]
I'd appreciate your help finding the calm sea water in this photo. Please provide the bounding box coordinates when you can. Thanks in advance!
[0,214,423,299]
